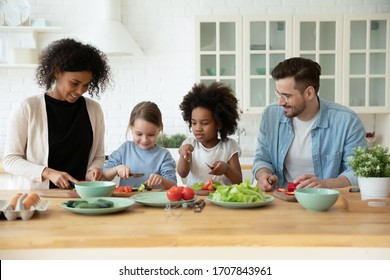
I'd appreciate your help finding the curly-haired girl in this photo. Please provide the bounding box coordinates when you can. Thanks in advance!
[177,82,242,186]
[3,38,112,189]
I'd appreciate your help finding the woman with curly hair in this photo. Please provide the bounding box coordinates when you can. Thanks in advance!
[3,38,112,189]
[177,82,242,186]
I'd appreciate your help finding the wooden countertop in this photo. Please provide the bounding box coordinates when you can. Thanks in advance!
[1,188,389,252]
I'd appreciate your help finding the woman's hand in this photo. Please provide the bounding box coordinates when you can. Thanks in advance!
[42,167,78,189]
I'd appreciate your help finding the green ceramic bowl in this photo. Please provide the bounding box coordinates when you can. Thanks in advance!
[295,188,340,212]
[75,181,116,198]
[206,68,225,76]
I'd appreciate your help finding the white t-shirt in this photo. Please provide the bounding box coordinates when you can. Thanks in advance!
[182,137,241,186]
[284,114,318,182]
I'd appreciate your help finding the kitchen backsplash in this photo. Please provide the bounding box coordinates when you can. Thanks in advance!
[0,0,388,159]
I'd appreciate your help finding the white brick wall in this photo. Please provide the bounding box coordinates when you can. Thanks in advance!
[1,0,389,158]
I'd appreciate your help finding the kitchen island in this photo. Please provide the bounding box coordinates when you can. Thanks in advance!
[0,188,389,259]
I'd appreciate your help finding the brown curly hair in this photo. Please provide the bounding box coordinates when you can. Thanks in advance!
[36,38,112,98]
[179,82,240,141]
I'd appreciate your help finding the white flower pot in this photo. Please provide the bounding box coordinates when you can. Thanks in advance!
[357,177,390,200]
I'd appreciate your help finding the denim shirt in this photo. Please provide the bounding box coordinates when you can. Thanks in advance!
[252,98,367,187]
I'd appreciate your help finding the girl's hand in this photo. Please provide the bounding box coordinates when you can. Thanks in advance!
[145,174,163,188]
[208,161,228,176]
[86,168,104,181]
[116,164,132,180]
[179,144,194,163]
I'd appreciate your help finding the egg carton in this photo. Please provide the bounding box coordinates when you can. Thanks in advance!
[0,196,49,221]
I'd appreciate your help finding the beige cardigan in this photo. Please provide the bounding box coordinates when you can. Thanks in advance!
[3,94,105,189]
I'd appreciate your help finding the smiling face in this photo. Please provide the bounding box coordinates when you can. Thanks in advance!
[190,107,219,148]
[131,119,161,150]
[49,71,92,103]
[275,77,310,119]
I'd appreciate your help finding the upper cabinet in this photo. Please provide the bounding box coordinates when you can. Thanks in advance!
[195,14,390,114]
[293,16,343,105]
[243,16,292,113]
[195,16,242,109]
[343,14,390,113]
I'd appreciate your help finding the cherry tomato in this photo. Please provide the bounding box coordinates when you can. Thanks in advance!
[182,187,195,200]
[166,186,183,202]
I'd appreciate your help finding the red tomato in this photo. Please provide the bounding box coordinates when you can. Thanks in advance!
[114,186,124,193]
[202,179,213,190]
[115,186,133,193]
[182,187,195,200]
[287,182,298,192]
[166,186,183,202]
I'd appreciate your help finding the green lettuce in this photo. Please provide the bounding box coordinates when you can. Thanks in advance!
[210,180,266,203]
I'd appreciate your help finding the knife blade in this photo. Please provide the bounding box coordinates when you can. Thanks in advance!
[130,173,145,178]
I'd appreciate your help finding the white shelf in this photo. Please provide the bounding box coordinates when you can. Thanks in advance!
[0,26,63,33]
[0,63,38,68]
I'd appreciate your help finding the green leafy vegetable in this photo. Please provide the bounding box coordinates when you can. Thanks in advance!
[210,180,266,203]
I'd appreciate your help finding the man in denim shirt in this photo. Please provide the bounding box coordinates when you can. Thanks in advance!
[252,57,367,191]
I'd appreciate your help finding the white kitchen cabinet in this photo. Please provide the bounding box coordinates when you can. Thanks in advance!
[195,16,243,109]
[343,14,390,113]
[196,14,390,115]
[293,15,343,104]
[0,26,62,68]
[242,16,293,113]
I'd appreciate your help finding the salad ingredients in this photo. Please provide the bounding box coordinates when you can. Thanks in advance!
[166,186,195,201]
[182,187,195,200]
[166,186,183,202]
[210,180,267,203]
[64,199,114,209]
[138,183,152,191]
[192,179,221,191]
[114,186,133,193]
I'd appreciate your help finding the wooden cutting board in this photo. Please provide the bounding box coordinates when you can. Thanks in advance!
[272,190,297,202]
[341,192,390,213]
[38,189,80,198]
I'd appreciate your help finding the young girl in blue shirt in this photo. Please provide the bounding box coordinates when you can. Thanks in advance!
[103,101,177,189]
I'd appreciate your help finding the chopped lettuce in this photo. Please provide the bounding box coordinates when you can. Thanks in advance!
[210,180,266,203]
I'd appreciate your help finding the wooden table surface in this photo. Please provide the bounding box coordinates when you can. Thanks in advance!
[0,188,389,252]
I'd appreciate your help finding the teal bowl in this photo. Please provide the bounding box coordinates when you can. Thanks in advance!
[295,188,340,212]
[75,181,116,198]
[206,68,225,76]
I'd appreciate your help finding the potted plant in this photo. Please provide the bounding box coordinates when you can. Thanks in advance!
[348,144,390,200]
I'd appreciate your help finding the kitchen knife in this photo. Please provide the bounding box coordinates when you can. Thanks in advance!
[130,173,145,178]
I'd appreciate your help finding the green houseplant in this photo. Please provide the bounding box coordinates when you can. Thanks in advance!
[157,133,186,148]
[348,145,390,200]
